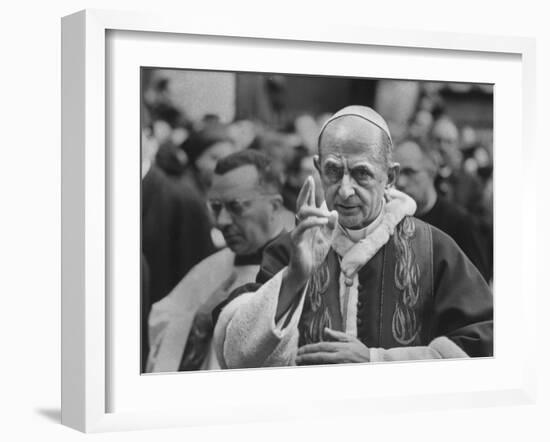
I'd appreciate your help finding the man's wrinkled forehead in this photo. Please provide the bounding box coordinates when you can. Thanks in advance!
[318,116,387,158]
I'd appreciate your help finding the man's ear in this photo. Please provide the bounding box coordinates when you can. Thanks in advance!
[386,162,400,188]
[313,155,321,174]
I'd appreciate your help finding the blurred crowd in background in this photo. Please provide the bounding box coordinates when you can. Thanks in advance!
[140,69,494,370]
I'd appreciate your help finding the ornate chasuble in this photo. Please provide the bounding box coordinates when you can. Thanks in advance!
[297,216,434,349]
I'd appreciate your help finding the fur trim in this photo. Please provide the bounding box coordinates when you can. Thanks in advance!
[369,336,469,362]
[335,188,416,280]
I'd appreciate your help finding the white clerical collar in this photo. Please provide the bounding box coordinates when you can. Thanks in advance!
[340,200,386,243]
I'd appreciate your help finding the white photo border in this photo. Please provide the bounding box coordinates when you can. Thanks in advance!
[61,9,537,433]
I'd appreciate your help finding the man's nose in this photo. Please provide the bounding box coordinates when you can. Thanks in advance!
[215,206,233,228]
[338,173,355,200]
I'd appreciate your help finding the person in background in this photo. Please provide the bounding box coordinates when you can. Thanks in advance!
[147,150,288,372]
[407,109,433,147]
[282,146,324,212]
[431,116,485,218]
[213,105,493,369]
[394,139,492,282]
[181,118,237,197]
[141,141,216,344]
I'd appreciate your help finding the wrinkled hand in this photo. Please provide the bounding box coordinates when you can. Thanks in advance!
[295,328,370,365]
[288,176,338,286]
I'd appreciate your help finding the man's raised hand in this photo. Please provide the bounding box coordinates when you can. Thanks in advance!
[275,176,337,321]
[288,176,338,286]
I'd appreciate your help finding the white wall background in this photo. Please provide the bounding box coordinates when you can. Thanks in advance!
[0,0,547,440]
[156,69,237,122]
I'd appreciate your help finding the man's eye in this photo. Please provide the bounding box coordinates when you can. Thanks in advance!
[227,201,245,216]
[323,164,343,181]
[351,167,372,182]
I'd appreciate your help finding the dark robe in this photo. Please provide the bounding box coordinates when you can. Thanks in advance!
[142,164,215,307]
[219,217,493,359]
[435,168,485,218]
[418,197,492,282]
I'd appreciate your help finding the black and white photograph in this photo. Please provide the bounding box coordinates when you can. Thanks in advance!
[140,68,494,374]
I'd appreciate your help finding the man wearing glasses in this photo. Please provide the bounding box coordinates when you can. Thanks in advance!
[147,150,288,372]
[214,106,493,368]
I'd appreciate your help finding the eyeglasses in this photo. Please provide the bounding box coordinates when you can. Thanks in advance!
[207,195,273,218]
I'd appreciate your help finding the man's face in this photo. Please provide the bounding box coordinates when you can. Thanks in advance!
[195,141,235,188]
[431,119,461,171]
[394,141,434,211]
[316,117,393,229]
[208,165,278,255]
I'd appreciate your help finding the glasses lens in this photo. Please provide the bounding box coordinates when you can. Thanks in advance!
[208,201,222,217]
[226,200,246,217]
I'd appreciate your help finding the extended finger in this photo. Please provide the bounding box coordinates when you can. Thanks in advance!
[297,206,332,221]
[295,351,343,365]
[297,342,345,355]
[296,176,313,209]
[291,217,329,240]
[308,175,316,207]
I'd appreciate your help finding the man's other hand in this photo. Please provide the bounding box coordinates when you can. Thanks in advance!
[295,328,370,365]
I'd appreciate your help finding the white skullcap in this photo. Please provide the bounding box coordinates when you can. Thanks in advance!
[318,105,392,147]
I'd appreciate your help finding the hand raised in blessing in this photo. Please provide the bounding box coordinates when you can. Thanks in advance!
[288,176,338,286]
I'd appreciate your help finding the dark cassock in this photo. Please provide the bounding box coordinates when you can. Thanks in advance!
[213,190,493,368]
[418,196,492,283]
[142,144,216,308]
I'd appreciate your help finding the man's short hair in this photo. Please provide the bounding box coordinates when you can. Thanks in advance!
[214,149,283,194]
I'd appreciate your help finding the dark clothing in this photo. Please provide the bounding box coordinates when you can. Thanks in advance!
[436,168,485,218]
[418,197,492,282]
[142,164,215,307]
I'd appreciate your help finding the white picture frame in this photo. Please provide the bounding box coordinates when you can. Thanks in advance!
[61,9,537,433]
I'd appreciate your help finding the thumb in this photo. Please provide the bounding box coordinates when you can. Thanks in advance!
[323,327,352,342]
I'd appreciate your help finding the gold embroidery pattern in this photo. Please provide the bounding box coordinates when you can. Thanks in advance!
[392,217,420,345]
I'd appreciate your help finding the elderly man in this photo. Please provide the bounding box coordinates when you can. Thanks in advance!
[214,106,493,368]
[394,139,491,282]
[147,150,288,372]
